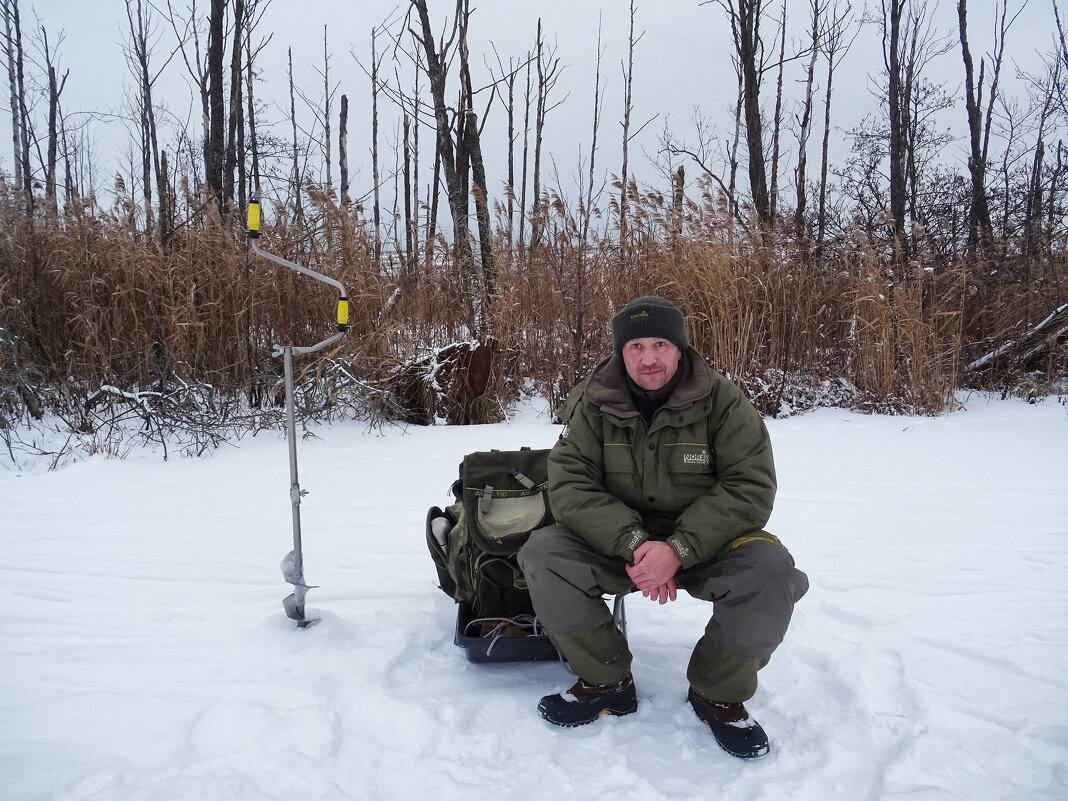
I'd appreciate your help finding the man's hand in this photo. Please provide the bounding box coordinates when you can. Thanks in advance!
[625,540,682,604]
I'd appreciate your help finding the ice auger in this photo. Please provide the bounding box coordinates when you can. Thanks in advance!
[246,198,348,628]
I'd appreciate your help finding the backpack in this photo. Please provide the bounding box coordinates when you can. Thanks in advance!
[425,447,557,661]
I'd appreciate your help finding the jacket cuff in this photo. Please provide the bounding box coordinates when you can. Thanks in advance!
[666,534,699,569]
[620,526,649,561]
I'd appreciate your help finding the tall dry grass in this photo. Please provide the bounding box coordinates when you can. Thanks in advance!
[1,176,1064,440]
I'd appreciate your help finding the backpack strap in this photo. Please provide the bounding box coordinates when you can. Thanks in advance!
[508,468,536,489]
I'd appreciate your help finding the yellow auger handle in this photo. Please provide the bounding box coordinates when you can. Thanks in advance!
[248,196,348,333]
[337,297,349,332]
[247,199,261,239]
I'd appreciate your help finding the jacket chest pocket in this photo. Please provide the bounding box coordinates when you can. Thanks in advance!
[665,442,714,475]
[603,443,637,474]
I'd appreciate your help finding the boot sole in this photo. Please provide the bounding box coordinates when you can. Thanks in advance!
[537,699,638,727]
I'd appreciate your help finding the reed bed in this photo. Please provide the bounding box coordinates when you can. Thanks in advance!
[1,178,1064,448]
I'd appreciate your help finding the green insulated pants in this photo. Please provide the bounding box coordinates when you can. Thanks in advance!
[517,524,809,702]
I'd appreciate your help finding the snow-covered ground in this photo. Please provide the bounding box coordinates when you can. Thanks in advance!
[2,394,1066,800]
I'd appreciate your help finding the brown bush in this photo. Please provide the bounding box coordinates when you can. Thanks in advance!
[1,178,1064,447]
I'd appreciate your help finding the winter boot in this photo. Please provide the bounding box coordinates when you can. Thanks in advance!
[538,674,638,727]
[688,687,770,759]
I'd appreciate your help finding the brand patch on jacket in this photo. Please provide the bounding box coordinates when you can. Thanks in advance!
[680,448,710,466]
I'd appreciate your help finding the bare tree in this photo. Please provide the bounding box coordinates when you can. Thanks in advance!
[518,48,532,258]
[409,0,477,314]
[239,0,269,204]
[321,26,332,189]
[457,0,497,300]
[3,0,31,205]
[769,0,787,220]
[878,0,952,265]
[958,0,1021,257]
[530,20,563,250]
[124,0,172,243]
[287,46,303,223]
[402,108,414,283]
[582,16,606,244]
[410,60,420,278]
[245,32,260,199]
[371,27,383,266]
[1023,57,1061,283]
[3,0,23,190]
[166,0,212,204]
[817,0,856,250]
[491,47,521,259]
[206,0,225,204]
[618,0,638,246]
[223,0,245,207]
[794,0,821,238]
[885,0,908,261]
[716,0,773,226]
[661,112,734,225]
[339,93,349,205]
[38,25,67,216]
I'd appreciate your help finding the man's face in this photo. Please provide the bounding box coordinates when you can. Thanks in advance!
[621,337,682,391]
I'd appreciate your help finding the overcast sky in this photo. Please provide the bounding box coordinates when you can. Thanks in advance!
[3,0,1062,207]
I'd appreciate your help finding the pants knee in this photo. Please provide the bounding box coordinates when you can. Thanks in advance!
[516,524,562,578]
[711,541,808,657]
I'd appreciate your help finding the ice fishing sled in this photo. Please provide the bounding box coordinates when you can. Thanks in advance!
[425,447,559,663]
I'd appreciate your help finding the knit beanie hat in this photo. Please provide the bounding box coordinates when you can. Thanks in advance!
[611,296,689,354]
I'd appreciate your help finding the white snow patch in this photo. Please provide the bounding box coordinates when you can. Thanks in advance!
[2,395,1067,800]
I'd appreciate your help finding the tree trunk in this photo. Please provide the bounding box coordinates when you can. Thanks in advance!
[427,138,440,272]
[518,50,531,263]
[8,0,32,206]
[887,0,908,266]
[371,28,382,267]
[619,0,636,249]
[728,0,771,226]
[411,63,420,277]
[794,0,820,239]
[582,20,604,245]
[505,60,516,260]
[44,35,66,217]
[322,26,331,190]
[966,304,1068,375]
[206,0,226,204]
[465,109,495,297]
[769,0,787,222]
[671,165,685,244]
[339,93,349,205]
[126,0,161,237]
[403,110,415,285]
[4,0,22,190]
[287,47,303,223]
[223,0,245,207]
[728,54,743,227]
[531,20,545,249]
[957,0,995,255]
[159,149,171,250]
[246,36,261,199]
[817,3,851,254]
[410,0,476,299]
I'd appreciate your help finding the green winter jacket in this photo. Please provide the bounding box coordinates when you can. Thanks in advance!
[547,347,777,570]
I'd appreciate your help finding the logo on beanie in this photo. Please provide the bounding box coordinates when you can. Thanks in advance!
[630,310,649,320]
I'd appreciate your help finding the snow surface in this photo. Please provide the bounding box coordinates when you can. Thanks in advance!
[2,394,1067,800]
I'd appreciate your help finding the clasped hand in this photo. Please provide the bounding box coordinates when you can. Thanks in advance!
[625,540,682,604]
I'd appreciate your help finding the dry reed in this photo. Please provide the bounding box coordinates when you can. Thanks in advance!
[1,177,1064,440]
